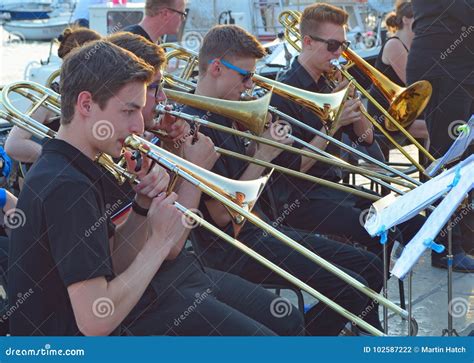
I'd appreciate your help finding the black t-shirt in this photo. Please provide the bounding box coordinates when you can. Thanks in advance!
[407,0,474,85]
[122,24,152,42]
[8,139,118,336]
[182,106,273,273]
[269,57,367,206]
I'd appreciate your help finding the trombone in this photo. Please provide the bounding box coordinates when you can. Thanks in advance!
[278,10,435,172]
[0,80,417,336]
[162,44,422,189]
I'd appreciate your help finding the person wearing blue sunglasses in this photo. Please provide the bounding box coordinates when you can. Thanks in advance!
[185,24,384,336]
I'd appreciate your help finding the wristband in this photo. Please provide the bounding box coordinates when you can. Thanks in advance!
[131,199,149,216]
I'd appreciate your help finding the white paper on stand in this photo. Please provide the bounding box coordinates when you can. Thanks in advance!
[426,115,474,176]
[363,157,473,237]
[392,160,474,279]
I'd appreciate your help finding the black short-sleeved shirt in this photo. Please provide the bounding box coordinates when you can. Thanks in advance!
[182,106,273,272]
[122,24,152,42]
[269,57,368,204]
[407,0,474,85]
[8,139,118,336]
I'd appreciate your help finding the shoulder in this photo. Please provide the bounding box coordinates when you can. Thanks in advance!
[383,38,407,55]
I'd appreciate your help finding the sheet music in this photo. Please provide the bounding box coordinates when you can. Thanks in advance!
[392,161,474,279]
[364,157,474,236]
[426,115,474,176]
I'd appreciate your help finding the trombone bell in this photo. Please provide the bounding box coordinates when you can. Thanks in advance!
[124,134,271,237]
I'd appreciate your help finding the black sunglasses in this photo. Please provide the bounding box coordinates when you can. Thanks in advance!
[165,7,188,19]
[308,35,350,52]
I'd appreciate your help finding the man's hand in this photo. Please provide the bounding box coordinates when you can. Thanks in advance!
[147,192,184,254]
[123,149,170,209]
[182,132,220,170]
[154,105,190,142]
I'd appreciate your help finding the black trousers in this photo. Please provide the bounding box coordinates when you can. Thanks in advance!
[123,255,304,336]
[228,228,384,336]
[414,77,474,159]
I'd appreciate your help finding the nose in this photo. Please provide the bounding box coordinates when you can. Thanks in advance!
[156,89,167,103]
[130,113,145,135]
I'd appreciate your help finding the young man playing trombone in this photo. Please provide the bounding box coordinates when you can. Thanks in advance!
[268,2,474,272]
[7,40,303,336]
[106,32,305,336]
[183,24,384,336]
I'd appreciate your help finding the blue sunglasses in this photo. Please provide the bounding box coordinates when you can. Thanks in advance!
[209,58,255,83]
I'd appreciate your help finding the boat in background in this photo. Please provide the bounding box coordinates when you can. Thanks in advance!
[0,1,52,20]
[3,15,71,40]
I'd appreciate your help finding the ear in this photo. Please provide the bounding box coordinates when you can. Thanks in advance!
[76,91,93,117]
[302,35,312,49]
[207,60,221,78]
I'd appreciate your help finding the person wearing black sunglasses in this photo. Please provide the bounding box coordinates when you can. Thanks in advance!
[122,0,187,43]
[266,3,434,283]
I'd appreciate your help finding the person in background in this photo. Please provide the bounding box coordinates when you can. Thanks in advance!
[72,0,107,28]
[367,0,429,150]
[406,0,474,271]
[122,0,187,43]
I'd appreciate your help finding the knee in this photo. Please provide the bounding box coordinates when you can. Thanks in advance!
[285,307,305,336]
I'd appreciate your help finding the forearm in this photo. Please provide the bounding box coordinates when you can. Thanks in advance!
[353,115,373,144]
[112,210,149,274]
[300,128,330,173]
[72,240,170,336]
[5,139,42,163]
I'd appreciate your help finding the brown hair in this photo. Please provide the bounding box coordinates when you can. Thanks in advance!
[57,26,101,59]
[60,40,154,124]
[145,0,177,17]
[385,1,413,32]
[198,25,266,74]
[107,32,166,71]
[300,3,348,37]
